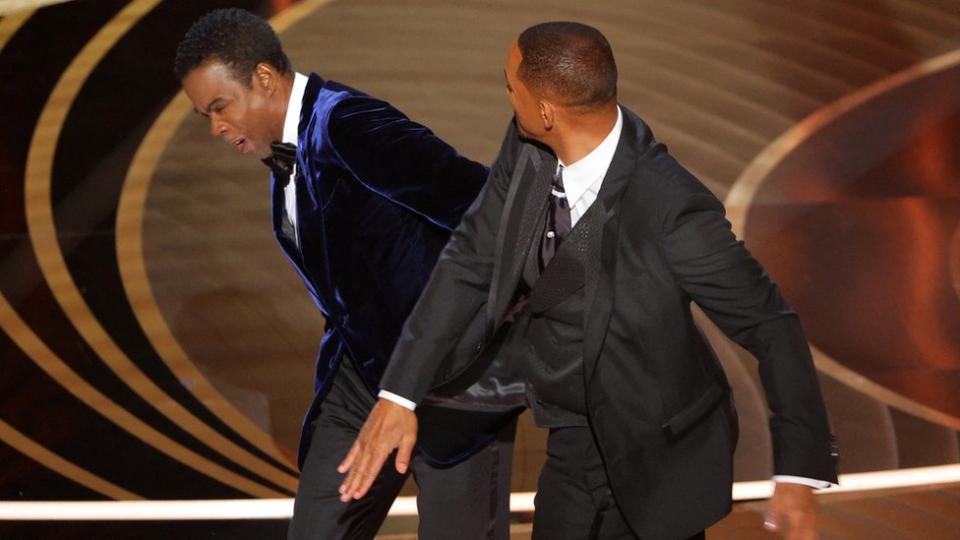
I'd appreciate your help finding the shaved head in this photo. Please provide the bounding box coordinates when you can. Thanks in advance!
[516,21,617,109]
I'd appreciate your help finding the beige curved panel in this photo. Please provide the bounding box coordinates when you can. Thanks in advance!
[22,0,292,495]
[725,47,960,431]
[950,222,960,305]
[0,418,141,500]
[0,1,68,17]
[0,8,33,51]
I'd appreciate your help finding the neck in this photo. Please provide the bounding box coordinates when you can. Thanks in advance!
[270,72,296,141]
[549,103,618,166]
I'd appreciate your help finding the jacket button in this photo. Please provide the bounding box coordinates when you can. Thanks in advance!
[475,342,483,352]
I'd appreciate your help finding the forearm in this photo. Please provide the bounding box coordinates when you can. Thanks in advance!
[661,188,837,482]
[378,121,521,404]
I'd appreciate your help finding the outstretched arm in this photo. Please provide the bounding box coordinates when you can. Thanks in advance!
[337,121,523,501]
[658,173,836,538]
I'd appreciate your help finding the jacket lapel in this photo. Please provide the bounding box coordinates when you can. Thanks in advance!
[583,113,641,384]
[276,73,327,305]
[488,142,555,329]
[527,201,602,313]
[296,74,324,204]
[271,172,297,256]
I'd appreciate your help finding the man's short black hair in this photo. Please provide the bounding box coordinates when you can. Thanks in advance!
[173,8,291,83]
[517,22,617,109]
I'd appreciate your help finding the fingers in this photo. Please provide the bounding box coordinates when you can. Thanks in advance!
[785,512,817,540]
[395,436,415,475]
[336,399,420,502]
[768,483,818,539]
[339,443,371,502]
[339,444,390,502]
[337,442,359,474]
[764,510,817,540]
[763,512,780,533]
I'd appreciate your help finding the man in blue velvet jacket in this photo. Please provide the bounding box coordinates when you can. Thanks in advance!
[175,9,513,540]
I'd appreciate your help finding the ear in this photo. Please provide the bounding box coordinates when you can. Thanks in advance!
[539,100,556,131]
[253,62,277,94]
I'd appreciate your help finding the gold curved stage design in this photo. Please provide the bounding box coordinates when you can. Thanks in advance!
[727,47,960,432]
[1,0,960,538]
[21,0,317,497]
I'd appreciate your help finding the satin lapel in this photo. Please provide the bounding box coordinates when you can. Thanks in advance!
[489,144,555,327]
[287,73,326,303]
[271,170,322,304]
[583,119,640,385]
[271,172,297,259]
[297,73,325,204]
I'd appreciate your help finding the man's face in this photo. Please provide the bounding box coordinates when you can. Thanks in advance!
[504,41,545,141]
[182,61,278,159]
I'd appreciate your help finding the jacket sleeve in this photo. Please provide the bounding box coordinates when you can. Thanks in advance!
[378,120,521,404]
[325,94,489,230]
[658,167,838,483]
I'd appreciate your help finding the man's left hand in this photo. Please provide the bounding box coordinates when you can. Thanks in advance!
[337,398,418,502]
[763,482,819,539]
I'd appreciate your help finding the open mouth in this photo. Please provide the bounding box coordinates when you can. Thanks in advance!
[232,137,247,153]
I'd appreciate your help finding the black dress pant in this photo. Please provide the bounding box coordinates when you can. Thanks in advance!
[533,426,705,540]
[288,359,515,540]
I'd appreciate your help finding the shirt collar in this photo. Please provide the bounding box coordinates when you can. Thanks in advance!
[558,106,623,206]
[282,72,308,146]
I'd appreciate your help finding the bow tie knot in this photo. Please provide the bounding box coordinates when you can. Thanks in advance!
[262,141,297,178]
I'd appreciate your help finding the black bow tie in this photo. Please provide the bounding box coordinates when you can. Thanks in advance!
[262,141,297,178]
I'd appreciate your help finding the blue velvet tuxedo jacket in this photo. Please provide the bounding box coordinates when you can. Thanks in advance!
[271,74,488,468]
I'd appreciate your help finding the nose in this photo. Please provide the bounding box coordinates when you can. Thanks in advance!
[209,117,227,137]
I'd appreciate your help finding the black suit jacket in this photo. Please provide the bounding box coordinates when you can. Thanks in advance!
[383,108,837,539]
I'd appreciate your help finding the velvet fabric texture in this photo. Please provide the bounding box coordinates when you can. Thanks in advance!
[272,74,488,469]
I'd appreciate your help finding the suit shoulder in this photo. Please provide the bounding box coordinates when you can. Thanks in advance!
[616,108,716,205]
[327,86,401,128]
[637,150,718,206]
[622,147,726,237]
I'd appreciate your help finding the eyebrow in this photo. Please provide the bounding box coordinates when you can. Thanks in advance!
[195,97,227,116]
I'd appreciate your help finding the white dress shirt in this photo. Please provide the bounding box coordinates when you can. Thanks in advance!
[280,72,308,247]
[377,106,829,489]
[558,106,623,225]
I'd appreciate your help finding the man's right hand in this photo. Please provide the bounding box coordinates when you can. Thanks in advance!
[337,398,418,502]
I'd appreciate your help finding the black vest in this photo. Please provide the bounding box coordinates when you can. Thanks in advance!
[517,200,603,428]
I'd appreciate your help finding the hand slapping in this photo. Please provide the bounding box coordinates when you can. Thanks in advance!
[337,398,418,502]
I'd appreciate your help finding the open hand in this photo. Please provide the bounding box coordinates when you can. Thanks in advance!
[337,398,418,502]
[763,482,819,539]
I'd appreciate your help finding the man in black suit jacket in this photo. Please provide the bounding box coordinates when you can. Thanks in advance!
[175,9,514,540]
[340,22,837,540]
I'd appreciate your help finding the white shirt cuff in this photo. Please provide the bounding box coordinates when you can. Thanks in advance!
[378,390,417,411]
[773,475,833,489]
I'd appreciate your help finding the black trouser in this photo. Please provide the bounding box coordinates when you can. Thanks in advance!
[533,426,705,540]
[288,359,515,540]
